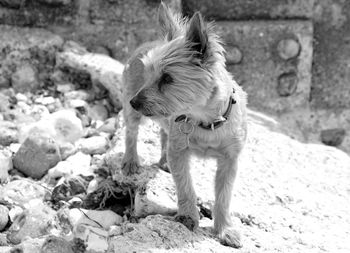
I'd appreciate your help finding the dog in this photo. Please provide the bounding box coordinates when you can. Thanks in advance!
[120,3,247,248]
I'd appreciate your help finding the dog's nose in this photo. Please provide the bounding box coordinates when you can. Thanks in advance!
[130,97,142,111]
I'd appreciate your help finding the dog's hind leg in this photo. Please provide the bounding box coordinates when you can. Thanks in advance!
[214,156,242,248]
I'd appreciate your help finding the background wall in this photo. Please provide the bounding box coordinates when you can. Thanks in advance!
[0,0,349,152]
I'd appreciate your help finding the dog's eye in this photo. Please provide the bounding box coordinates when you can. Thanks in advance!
[158,73,173,91]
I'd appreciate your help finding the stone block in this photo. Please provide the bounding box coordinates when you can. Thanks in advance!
[183,0,314,20]
[216,20,313,113]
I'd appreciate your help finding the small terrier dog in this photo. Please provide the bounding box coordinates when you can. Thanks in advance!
[121,3,247,248]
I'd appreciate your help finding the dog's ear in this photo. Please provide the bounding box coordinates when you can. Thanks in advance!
[186,12,208,59]
[158,2,179,41]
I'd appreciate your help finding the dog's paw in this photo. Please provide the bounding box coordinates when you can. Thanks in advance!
[174,214,199,231]
[217,227,242,248]
[121,160,141,175]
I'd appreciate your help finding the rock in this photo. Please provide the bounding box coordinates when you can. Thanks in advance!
[41,236,74,253]
[0,149,12,183]
[7,200,57,244]
[48,151,92,179]
[65,99,88,111]
[20,110,84,145]
[76,136,110,155]
[0,233,8,246]
[0,179,48,206]
[0,205,9,231]
[321,128,346,147]
[64,90,92,101]
[0,93,10,112]
[34,96,56,106]
[56,83,74,94]
[28,104,51,121]
[134,168,177,217]
[88,104,109,122]
[11,237,47,253]
[0,121,18,146]
[59,208,123,231]
[8,206,23,223]
[13,133,61,179]
[58,142,77,160]
[74,225,109,253]
[48,110,84,144]
[56,43,124,109]
[11,64,39,93]
[108,215,233,253]
[97,117,118,134]
[15,93,29,103]
[51,175,89,203]
[0,74,10,89]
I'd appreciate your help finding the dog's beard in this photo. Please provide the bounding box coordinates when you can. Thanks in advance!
[137,103,172,118]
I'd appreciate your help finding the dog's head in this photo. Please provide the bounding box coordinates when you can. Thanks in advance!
[130,3,226,118]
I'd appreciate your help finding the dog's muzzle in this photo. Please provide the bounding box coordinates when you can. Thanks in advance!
[130,96,143,111]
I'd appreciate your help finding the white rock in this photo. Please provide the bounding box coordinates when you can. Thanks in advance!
[56,45,124,109]
[0,150,12,183]
[8,205,23,222]
[56,83,75,93]
[97,117,117,134]
[76,135,110,155]
[34,96,55,105]
[65,99,88,109]
[20,109,84,145]
[86,178,99,194]
[65,208,123,230]
[9,143,21,153]
[49,110,84,144]
[134,168,177,217]
[0,179,48,205]
[75,225,109,252]
[15,93,29,103]
[88,103,109,122]
[66,151,92,176]
[48,151,92,178]
[0,205,9,231]
[7,200,57,244]
[11,64,39,93]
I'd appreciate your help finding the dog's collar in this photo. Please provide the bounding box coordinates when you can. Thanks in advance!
[175,88,237,131]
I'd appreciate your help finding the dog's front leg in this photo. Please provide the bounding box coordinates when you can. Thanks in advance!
[214,156,242,248]
[167,135,199,231]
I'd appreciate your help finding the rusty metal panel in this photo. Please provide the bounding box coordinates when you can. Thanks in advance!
[217,21,313,113]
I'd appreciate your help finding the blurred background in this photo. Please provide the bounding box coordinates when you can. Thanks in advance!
[0,0,349,153]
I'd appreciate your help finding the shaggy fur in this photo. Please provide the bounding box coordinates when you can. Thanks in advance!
[121,3,247,248]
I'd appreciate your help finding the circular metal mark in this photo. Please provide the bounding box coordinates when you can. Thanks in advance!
[179,121,194,135]
[226,46,243,65]
[277,38,301,60]
[320,128,346,146]
[277,72,298,97]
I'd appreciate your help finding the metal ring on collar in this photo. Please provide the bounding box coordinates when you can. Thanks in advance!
[179,121,194,135]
